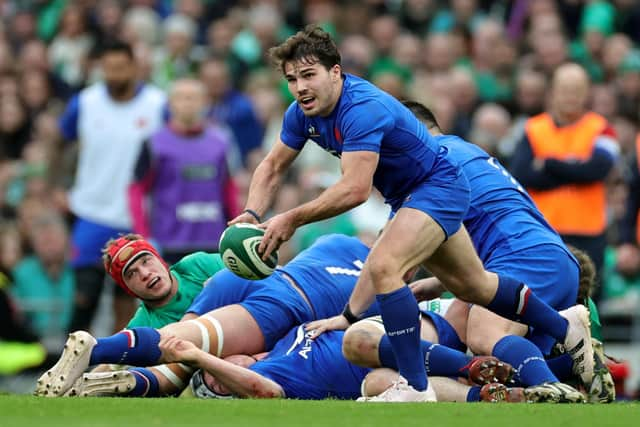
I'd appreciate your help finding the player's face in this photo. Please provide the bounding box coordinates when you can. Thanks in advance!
[203,355,256,396]
[123,254,173,303]
[284,60,342,117]
[169,81,206,124]
[101,52,136,98]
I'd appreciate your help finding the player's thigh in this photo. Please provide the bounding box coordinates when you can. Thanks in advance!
[443,299,470,345]
[466,305,528,355]
[419,316,439,343]
[367,207,446,280]
[423,225,495,302]
[160,304,264,356]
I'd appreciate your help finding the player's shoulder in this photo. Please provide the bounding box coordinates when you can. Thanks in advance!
[78,82,107,102]
[340,74,397,118]
[138,83,167,104]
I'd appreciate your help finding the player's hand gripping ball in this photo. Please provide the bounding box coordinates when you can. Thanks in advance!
[219,223,278,280]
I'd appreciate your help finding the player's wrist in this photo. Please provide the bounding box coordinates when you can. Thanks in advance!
[342,303,362,325]
[243,208,261,223]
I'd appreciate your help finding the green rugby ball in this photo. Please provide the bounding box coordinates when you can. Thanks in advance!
[219,223,278,280]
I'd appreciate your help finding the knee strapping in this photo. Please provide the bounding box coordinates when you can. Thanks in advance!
[188,315,224,357]
[153,363,193,390]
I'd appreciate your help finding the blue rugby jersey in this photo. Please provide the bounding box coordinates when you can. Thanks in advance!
[281,73,442,207]
[250,325,370,399]
[435,135,575,265]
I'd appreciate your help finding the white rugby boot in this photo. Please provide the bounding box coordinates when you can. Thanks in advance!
[65,371,137,397]
[359,376,437,403]
[559,305,594,386]
[35,331,97,397]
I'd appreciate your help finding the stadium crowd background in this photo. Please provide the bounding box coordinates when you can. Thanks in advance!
[0,0,639,398]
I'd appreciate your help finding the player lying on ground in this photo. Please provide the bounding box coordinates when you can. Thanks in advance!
[96,318,522,402]
[35,234,377,397]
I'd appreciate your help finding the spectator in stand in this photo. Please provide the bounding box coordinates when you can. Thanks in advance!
[11,213,74,343]
[511,63,620,301]
[59,40,166,334]
[151,14,200,90]
[204,17,249,88]
[468,103,511,159]
[47,4,94,89]
[129,78,239,263]
[199,56,264,170]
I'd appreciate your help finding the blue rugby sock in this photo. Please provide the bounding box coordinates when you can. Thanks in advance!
[486,275,568,342]
[377,286,427,391]
[379,336,472,377]
[466,385,481,402]
[129,367,160,397]
[492,335,557,386]
[547,353,574,382]
[89,328,162,366]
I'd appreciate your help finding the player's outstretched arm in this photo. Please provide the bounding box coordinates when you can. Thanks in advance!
[229,140,299,226]
[160,336,284,398]
[258,150,378,259]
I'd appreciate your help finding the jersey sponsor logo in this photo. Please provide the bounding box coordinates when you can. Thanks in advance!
[285,325,316,360]
[176,202,222,222]
[181,165,217,180]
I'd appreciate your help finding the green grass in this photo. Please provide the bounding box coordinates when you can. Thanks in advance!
[1,396,639,427]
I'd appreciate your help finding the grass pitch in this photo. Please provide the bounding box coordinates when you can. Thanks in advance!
[1,395,638,427]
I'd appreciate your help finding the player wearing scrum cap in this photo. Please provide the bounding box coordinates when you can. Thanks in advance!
[35,234,375,397]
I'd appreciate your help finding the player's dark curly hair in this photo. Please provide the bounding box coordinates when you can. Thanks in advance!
[567,244,597,305]
[268,25,341,74]
[101,233,144,272]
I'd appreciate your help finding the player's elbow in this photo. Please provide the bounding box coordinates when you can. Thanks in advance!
[347,183,372,206]
[249,381,283,399]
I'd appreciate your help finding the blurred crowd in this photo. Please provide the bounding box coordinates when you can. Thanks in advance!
[0,0,639,397]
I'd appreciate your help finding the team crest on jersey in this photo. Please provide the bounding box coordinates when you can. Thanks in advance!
[136,117,148,128]
[308,126,319,137]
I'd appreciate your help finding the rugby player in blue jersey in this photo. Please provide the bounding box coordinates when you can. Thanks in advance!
[231,25,592,401]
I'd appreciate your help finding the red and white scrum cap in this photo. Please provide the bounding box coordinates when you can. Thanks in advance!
[105,237,167,297]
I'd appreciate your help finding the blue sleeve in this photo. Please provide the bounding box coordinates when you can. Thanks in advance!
[234,99,264,153]
[59,94,80,141]
[280,102,307,150]
[341,100,393,153]
[509,133,565,190]
[543,149,616,183]
[543,134,619,183]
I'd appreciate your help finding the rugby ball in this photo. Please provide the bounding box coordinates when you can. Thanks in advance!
[218,223,278,280]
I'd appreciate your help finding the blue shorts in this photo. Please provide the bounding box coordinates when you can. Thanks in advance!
[421,310,467,353]
[71,217,130,267]
[485,244,579,355]
[390,151,470,239]
[187,269,314,350]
